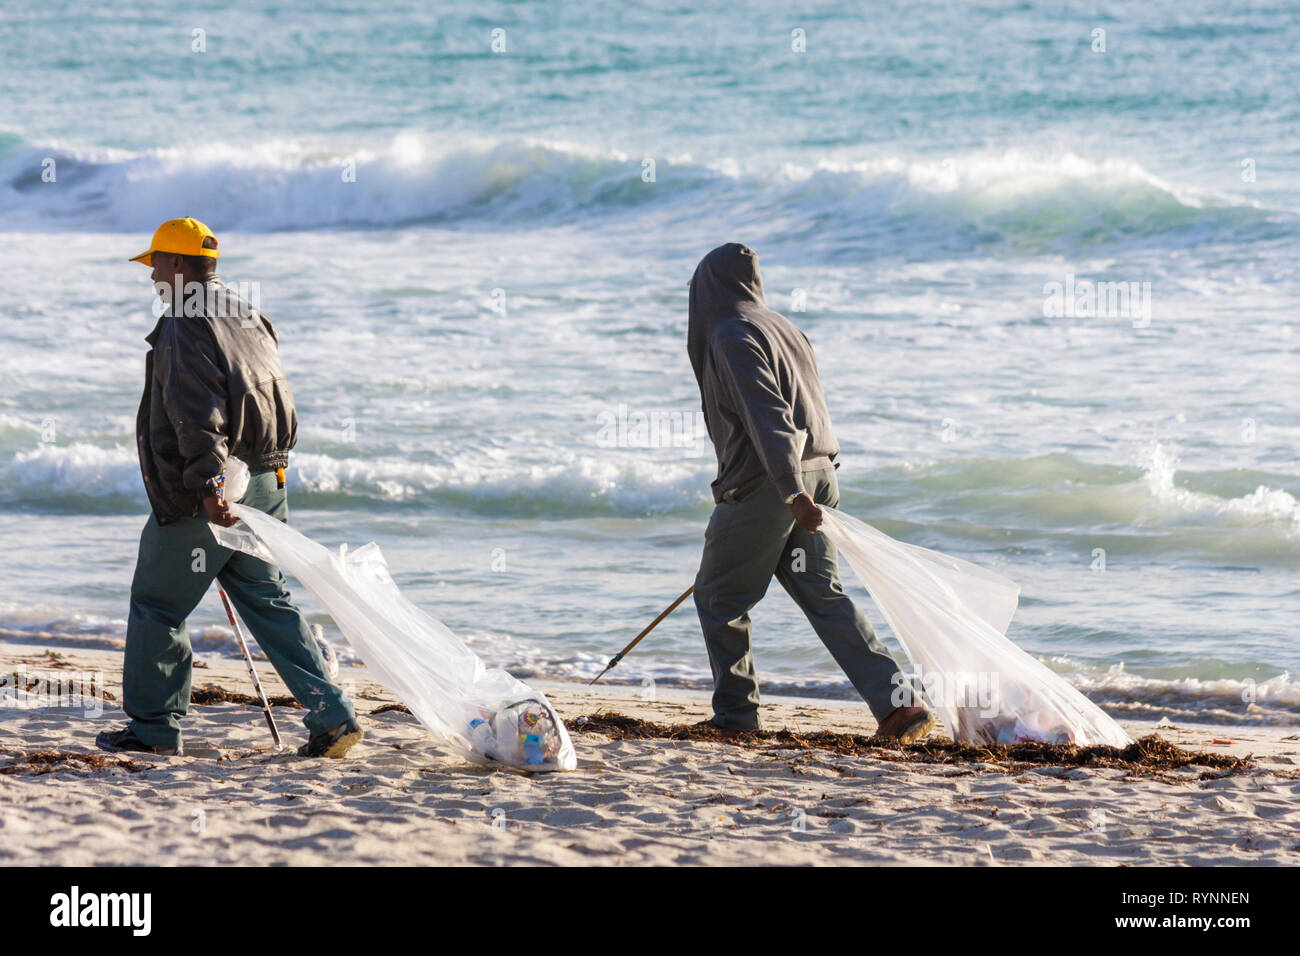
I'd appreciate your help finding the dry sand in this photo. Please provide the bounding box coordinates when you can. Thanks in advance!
[1,636,1297,866]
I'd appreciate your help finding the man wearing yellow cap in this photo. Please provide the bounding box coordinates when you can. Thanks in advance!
[98,218,361,758]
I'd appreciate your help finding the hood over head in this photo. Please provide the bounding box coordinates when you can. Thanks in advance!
[687,242,766,387]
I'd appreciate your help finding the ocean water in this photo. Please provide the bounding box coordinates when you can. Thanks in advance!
[2,1,1298,728]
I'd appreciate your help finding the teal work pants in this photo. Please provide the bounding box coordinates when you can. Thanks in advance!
[122,471,354,749]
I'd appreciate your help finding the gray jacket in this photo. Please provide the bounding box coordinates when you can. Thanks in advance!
[136,277,298,524]
[687,243,838,504]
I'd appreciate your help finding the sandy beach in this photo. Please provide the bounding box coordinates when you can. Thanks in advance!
[1,634,1296,867]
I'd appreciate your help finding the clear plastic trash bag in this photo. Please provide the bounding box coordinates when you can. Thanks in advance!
[211,503,577,772]
[820,506,1130,748]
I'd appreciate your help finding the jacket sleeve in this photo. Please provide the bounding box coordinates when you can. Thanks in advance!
[158,318,229,498]
[712,329,807,500]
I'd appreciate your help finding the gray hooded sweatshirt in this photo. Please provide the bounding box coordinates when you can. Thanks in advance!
[688,243,838,504]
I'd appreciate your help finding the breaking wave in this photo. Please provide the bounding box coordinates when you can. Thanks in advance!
[5,441,1298,552]
[0,133,1287,255]
[1,442,714,516]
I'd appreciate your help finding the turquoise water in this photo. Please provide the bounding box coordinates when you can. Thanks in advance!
[1,1,1298,726]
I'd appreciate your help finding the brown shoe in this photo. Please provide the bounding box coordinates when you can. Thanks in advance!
[875,706,937,744]
[298,718,363,758]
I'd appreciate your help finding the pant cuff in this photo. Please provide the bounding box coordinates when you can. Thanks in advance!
[304,699,357,736]
[713,712,762,731]
[127,719,182,750]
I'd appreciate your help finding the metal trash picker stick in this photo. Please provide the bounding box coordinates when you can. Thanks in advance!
[589,584,694,686]
[215,476,283,750]
[218,589,283,750]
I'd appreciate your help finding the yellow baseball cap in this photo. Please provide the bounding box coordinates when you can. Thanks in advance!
[129,217,220,267]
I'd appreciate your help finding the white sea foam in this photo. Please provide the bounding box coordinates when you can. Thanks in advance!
[0,600,125,637]
[9,442,140,498]
[290,451,713,513]
[0,135,1278,254]
[1069,662,1300,727]
[1139,443,1300,534]
[9,437,1300,536]
[3,442,713,514]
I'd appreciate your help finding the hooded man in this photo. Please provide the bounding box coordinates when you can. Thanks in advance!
[96,217,361,758]
[688,242,935,742]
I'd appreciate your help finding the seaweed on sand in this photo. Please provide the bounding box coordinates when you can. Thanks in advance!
[0,749,148,775]
[189,684,301,708]
[568,713,1254,777]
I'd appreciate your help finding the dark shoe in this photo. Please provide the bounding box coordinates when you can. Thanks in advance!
[96,726,182,756]
[298,718,363,758]
[693,717,758,740]
[876,705,937,744]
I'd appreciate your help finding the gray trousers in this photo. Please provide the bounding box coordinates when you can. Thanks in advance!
[123,471,355,749]
[694,466,902,730]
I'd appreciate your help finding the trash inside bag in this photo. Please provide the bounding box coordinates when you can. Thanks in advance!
[211,504,577,771]
[819,507,1130,748]
[219,455,251,504]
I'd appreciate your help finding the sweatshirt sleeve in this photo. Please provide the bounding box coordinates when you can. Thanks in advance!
[158,318,229,498]
[712,329,807,500]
